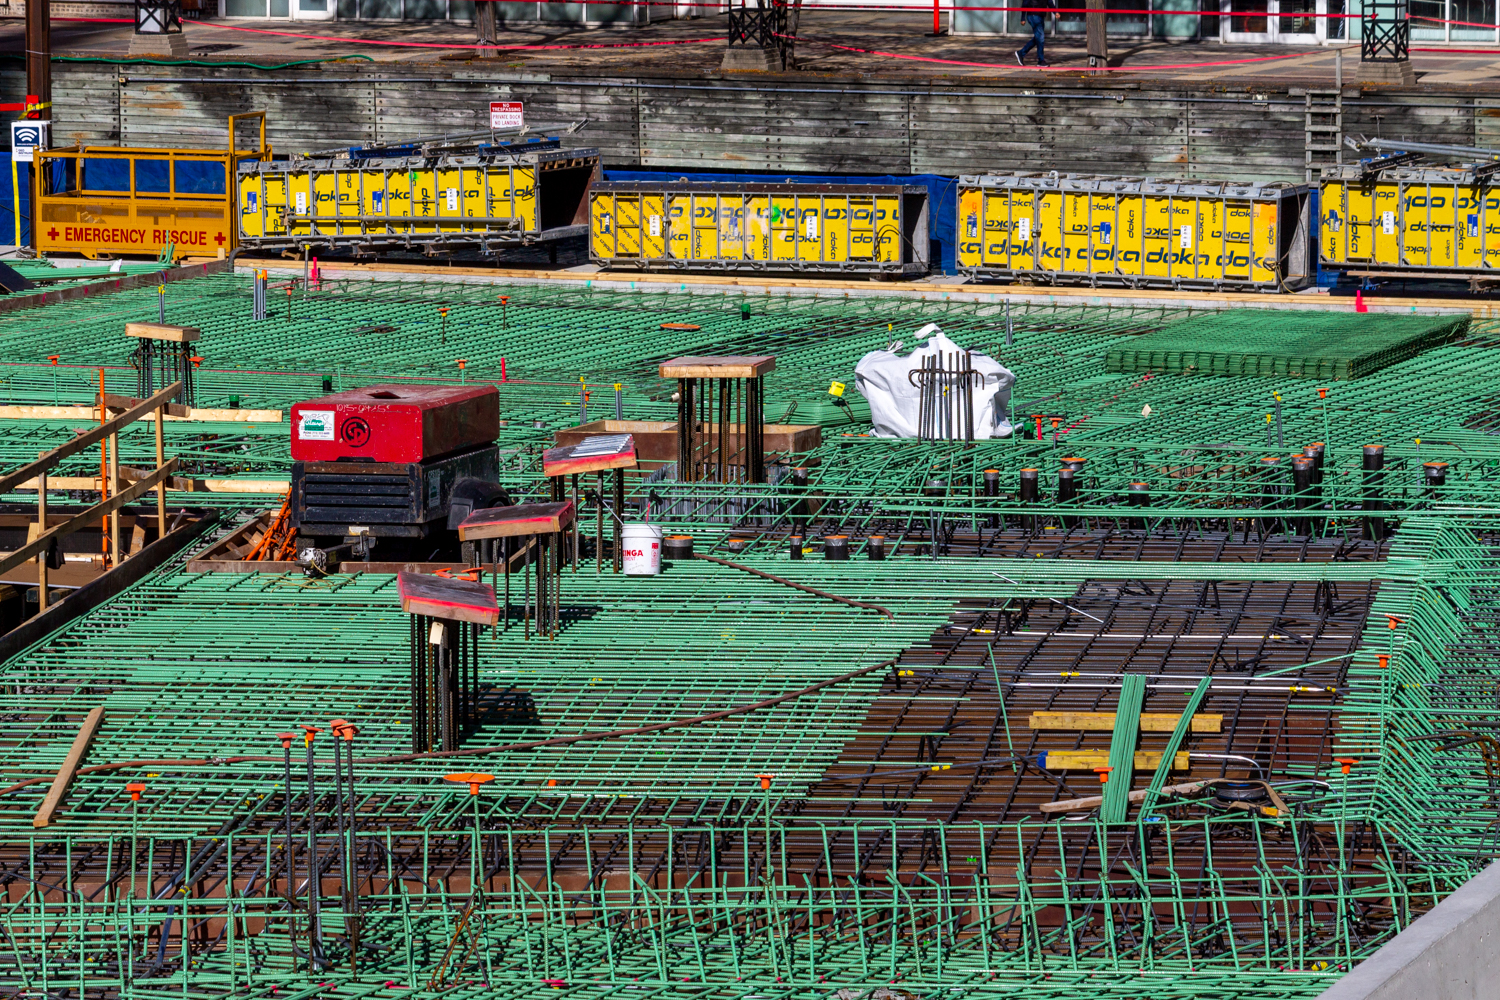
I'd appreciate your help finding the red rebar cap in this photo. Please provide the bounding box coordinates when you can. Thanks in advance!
[1335,757,1357,775]
[757,774,774,790]
[276,732,296,749]
[301,725,322,744]
[125,782,146,801]
[444,772,495,796]
[1093,766,1113,785]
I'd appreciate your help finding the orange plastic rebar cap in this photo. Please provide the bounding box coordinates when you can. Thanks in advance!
[444,772,495,795]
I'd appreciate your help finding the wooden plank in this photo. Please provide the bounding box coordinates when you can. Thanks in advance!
[0,459,181,578]
[1037,750,1190,771]
[124,322,200,343]
[659,355,775,379]
[1028,711,1223,733]
[10,474,287,494]
[458,500,576,540]
[0,403,282,423]
[32,707,106,829]
[104,393,192,419]
[397,569,500,626]
[0,383,184,497]
[1039,778,1216,815]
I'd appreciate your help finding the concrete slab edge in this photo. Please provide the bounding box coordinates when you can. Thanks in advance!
[227,261,1479,317]
[1317,860,1500,1000]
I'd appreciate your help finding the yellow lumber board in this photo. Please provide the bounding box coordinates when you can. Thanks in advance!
[12,476,288,494]
[0,405,281,423]
[1040,750,1190,771]
[1028,712,1223,733]
[32,707,105,828]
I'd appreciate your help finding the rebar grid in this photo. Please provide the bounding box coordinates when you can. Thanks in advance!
[1,276,1500,998]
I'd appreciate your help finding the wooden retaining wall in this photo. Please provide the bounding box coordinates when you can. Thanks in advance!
[4,61,1499,184]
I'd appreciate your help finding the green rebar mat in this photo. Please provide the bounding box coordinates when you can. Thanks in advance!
[1104,310,1471,380]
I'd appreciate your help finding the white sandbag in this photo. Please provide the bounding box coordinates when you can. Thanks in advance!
[854,324,1016,439]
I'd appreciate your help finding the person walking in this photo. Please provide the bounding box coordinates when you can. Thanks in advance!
[1015,0,1057,66]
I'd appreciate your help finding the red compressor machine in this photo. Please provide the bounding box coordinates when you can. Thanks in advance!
[289,383,511,570]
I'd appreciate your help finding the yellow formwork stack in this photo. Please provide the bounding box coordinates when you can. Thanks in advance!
[237,146,598,253]
[590,182,930,276]
[1320,164,1500,272]
[957,173,1311,290]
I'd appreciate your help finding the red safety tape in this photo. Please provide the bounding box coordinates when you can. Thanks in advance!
[186,19,719,48]
[50,15,716,47]
[52,5,1378,16]
[780,33,1317,70]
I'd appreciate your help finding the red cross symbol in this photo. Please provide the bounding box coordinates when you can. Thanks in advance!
[46,228,59,240]
[214,232,226,245]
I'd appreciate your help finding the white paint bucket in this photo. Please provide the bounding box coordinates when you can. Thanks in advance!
[621,524,663,576]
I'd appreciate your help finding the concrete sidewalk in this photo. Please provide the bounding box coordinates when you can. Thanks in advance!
[6,11,1500,85]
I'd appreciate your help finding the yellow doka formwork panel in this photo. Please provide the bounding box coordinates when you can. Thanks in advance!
[237,146,597,252]
[958,173,1310,291]
[1320,165,1500,272]
[589,182,929,276]
[240,163,540,240]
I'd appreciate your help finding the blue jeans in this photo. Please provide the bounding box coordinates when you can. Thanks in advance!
[1017,13,1046,63]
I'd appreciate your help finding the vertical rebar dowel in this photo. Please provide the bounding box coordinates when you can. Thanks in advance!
[437,629,451,752]
[1056,467,1077,530]
[614,383,624,421]
[790,467,809,534]
[964,350,975,443]
[304,729,323,969]
[613,468,625,573]
[924,479,946,558]
[1128,482,1150,531]
[1292,455,1315,537]
[1259,455,1284,537]
[1424,460,1448,499]
[329,725,351,961]
[1019,468,1039,533]
[1305,441,1325,486]
[715,378,728,484]
[281,737,297,967]
[983,469,1000,529]
[1362,444,1386,541]
[677,377,696,483]
[342,727,360,974]
[747,374,765,484]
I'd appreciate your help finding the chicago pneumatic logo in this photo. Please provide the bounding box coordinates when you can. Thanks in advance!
[340,416,372,447]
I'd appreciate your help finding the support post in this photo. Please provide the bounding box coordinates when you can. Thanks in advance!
[109,430,121,565]
[36,472,47,612]
[155,404,167,540]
